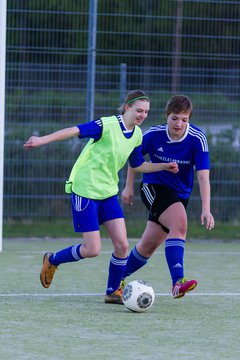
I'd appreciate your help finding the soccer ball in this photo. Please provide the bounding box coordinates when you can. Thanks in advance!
[122,280,155,312]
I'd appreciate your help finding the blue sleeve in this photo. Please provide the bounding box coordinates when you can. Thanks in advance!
[128,144,145,168]
[141,132,150,156]
[195,137,210,170]
[77,119,103,141]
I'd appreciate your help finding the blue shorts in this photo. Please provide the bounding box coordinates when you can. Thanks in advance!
[71,193,124,232]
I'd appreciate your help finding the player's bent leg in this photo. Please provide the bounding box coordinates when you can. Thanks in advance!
[121,221,166,281]
[137,220,166,258]
[40,252,58,288]
[40,232,101,289]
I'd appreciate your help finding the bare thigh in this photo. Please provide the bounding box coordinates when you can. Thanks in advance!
[159,202,187,239]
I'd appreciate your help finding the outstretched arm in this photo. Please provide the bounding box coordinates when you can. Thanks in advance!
[132,161,179,174]
[24,126,80,149]
[197,169,215,230]
[122,161,179,205]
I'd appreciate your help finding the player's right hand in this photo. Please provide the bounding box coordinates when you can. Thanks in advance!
[24,136,43,149]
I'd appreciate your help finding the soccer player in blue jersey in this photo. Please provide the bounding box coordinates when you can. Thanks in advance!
[24,90,179,304]
[121,95,215,298]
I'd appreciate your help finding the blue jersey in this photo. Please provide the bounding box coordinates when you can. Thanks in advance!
[134,123,210,199]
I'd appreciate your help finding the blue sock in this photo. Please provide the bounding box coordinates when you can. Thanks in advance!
[49,244,84,266]
[121,246,148,279]
[165,238,185,285]
[106,254,128,294]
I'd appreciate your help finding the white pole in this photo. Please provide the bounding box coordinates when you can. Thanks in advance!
[0,0,7,252]
[86,0,98,121]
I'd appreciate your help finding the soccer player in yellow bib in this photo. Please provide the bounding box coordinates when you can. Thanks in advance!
[24,90,178,304]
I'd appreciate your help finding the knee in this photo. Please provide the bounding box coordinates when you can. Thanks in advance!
[87,249,100,258]
[81,244,101,258]
[114,241,129,257]
[177,225,187,238]
[170,222,187,238]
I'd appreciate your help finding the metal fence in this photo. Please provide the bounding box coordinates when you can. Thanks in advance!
[4,0,240,223]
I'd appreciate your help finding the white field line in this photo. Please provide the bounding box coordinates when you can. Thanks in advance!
[0,292,240,297]
[11,250,240,255]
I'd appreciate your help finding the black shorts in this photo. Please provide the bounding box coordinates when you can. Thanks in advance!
[140,182,189,233]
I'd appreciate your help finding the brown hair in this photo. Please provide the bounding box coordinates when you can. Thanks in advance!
[118,90,150,115]
[165,95,193,117]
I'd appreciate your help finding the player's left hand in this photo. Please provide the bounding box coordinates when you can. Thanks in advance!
[121,186,134,205]
[201,211,215,230]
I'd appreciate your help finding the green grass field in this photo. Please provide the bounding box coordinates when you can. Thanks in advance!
[1,238,240,360]
[3,219,240,239]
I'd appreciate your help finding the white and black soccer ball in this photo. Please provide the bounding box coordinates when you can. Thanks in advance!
[122,280,155,312]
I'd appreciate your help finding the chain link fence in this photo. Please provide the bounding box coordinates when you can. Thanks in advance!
[4,0,240,222]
